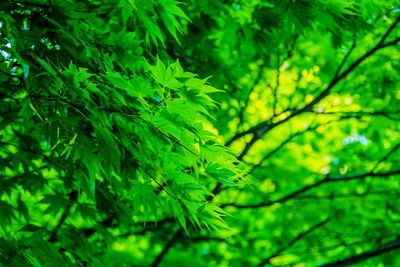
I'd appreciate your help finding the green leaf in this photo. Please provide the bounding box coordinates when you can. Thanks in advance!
[0,200,16,226]
[40,193,69,216]
[35,57,57,75]
[17,196,30,222]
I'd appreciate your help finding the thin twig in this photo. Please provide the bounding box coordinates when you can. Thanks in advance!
[257,218,331,267]
[150,229,183,267]
[149,16,400,267]
[227,17,400,148]
[333,37,356,78]
[319,238,400,267]
[222,170,400,209]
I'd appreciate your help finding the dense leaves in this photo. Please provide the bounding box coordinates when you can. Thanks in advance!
[1,0,400,266]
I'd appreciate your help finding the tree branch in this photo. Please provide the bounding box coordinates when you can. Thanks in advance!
[272,51,281,115]
[236,63,265,133]
[150,229,183,267]
[295,188,400,201]
[0,141,60,167]
[257,218,331,267]
[333,37,356,78]
[150,16,400,267]
[222,170,400,209]
[226,16,400,149]
[313,110,400,120]
[48,190,77,243]
[248,118,349,173]
[319,238,400,267]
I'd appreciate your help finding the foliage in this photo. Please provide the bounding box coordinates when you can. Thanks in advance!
[1,0,400,266]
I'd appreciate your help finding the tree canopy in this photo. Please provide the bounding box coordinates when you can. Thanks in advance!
[1,0,400,266]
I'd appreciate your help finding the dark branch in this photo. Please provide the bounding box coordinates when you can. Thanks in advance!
[257,218,331,267]
[150,229,183,267]
[370,142,400,172]
[319,238,400,267]
[314,110,400,120]
[151,16,400,267]
[0,141,59,167]
[236,63,265,133]
[295,188,400,201]
[222,170,400,209]
[248,119,348,173]
[226,16,400,148]
[272,51,281,115]
[333,37,356,78]
[48,190,77,243]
